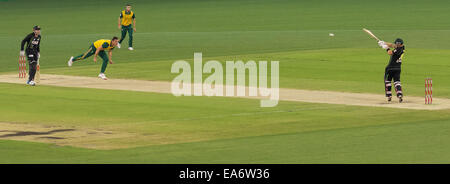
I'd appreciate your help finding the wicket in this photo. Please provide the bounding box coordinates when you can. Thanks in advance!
[18,56,27,78]
[425,78,432,104]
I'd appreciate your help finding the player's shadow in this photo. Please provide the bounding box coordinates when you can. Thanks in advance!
[0,129,75,138]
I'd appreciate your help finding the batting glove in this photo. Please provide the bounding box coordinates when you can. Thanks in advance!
[382,44,389,50]
[377,41,385,47]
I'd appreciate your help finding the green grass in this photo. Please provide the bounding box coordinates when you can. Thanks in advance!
[1,0,450,163]
[4,82,449,148]
[3,0,450,72]
[1,82,450,163]
[2,118,450,164]
[3,0,450,97]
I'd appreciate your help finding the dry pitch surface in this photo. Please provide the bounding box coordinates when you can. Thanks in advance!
[1,74,448,110]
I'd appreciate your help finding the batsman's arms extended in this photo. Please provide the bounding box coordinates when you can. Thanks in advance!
[384,42,397,49]
[378,41,400,49]
[377,41,396,55]
[383,41,398,55]
[377,41,397,55]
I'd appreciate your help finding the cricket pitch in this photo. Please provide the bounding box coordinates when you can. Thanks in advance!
[1,74,449,110]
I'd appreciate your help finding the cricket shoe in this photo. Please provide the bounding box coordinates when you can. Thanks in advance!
[117,43,121,49]
[398,96,403,103]
[27,80,36,86]
[387,96,392,102]
[128,47,134,51]
[98,73,108,80]
[68,56,74,67]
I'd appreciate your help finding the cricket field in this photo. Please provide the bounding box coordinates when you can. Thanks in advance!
[1,0,450,163]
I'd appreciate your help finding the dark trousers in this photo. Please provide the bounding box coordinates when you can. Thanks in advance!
[384,68,403,97]
[26,50,38,81]
[119,25,133,47]
[73,44,110,73]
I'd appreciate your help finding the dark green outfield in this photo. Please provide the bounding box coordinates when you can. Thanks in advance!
[3,0,450,72]
[1,0,450,163]
[2,118,450,164]
[1,83,450,164]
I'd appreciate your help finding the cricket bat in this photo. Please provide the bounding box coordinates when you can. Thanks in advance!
[363,28,381,42]
[35,58,40,83]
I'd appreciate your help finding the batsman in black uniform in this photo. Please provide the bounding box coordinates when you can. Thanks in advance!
[20,26,41,86]
[377,38,405,103]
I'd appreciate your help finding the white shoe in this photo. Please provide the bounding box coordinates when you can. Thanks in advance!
[117,43,121,49]
[68,56,73,67]
[27,80,36,86]
[98,73,108,80]
[128,47,134,51]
